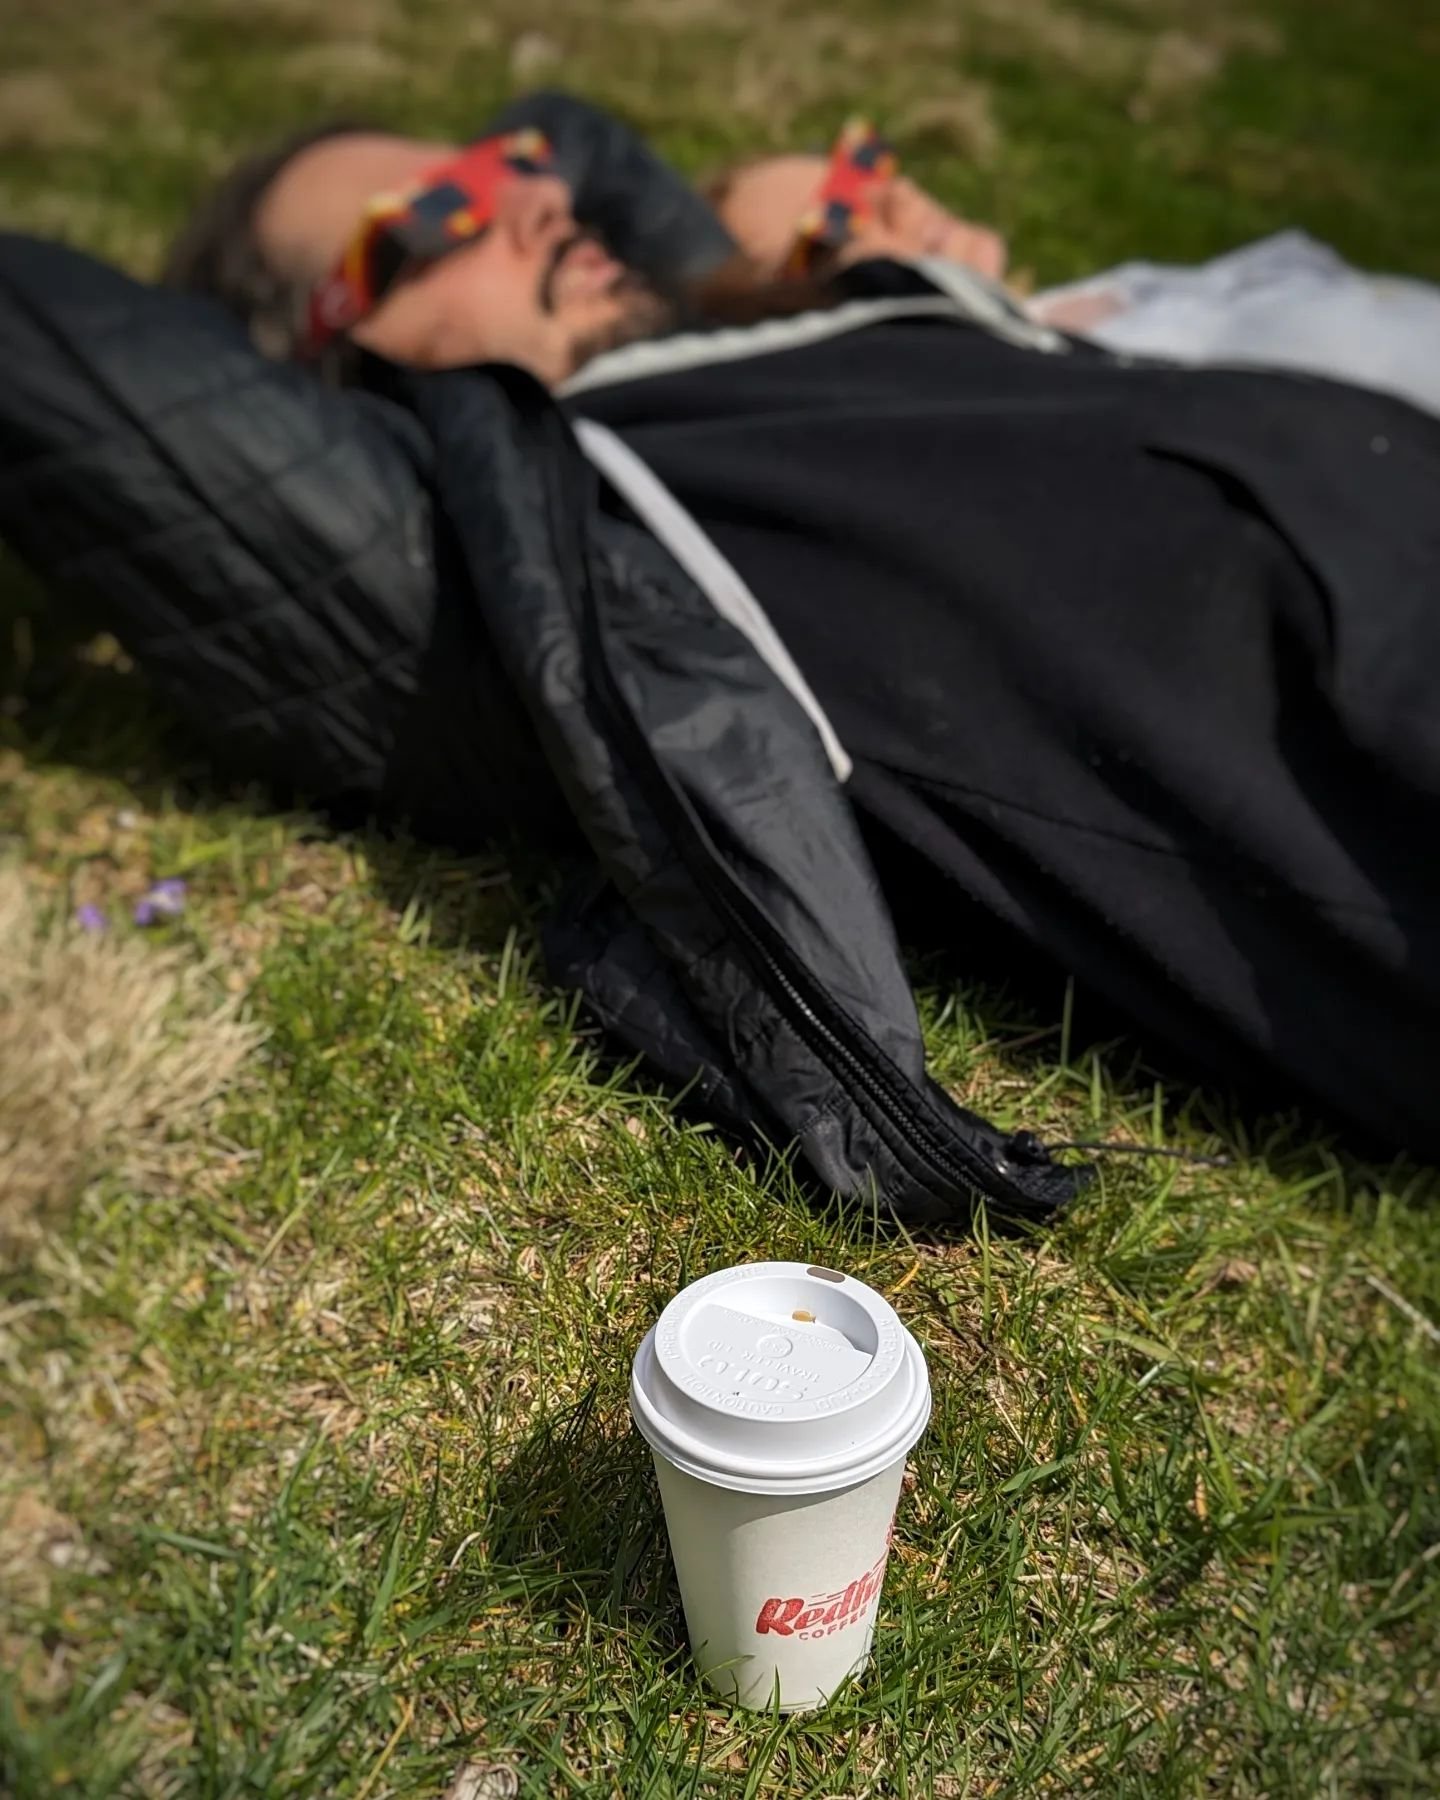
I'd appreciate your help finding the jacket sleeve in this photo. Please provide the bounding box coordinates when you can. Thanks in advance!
[0,229,533,836]
[483,89,736,286]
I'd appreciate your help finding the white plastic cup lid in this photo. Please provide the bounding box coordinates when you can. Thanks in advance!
[630,1262,931,1495]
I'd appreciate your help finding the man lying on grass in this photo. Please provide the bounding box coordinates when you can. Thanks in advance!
[1,94,1437,1208]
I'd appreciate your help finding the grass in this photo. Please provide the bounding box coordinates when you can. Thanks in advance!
[0,865,259,1262]
[2,0,1439,1794]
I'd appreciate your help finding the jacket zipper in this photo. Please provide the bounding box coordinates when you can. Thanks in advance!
[534,412,1064,1217]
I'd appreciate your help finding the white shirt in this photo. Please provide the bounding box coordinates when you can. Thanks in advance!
[1032,230,1440,418]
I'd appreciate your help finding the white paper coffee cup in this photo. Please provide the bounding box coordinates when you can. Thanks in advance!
[630,1261,930,1711]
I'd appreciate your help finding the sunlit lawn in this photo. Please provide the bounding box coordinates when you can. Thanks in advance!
[3,1,1438,1794]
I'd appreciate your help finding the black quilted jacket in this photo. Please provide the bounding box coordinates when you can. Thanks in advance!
[0,98,1082,1225]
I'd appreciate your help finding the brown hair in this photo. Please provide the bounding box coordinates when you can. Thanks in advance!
[680,251,841,328]
[162,119,377,378]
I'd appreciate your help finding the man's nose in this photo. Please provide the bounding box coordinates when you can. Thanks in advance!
[499,174,575,252]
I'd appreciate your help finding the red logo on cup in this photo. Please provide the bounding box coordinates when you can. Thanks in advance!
[754,1546,890,1639]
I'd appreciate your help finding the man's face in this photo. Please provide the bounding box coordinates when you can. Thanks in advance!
[718,153,1008,284]
[257,132,669,384]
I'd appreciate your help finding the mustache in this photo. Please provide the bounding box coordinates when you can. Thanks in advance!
[539,230,653,313]
[540,230,600,313]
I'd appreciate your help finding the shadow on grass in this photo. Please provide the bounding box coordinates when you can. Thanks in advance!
[2,572,209,804]
[921,953,1439,1216]
[2,575,546,952]
[464,1388,688,1665]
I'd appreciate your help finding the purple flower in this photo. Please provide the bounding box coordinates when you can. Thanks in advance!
[75,903,108,933]
[133,877,187,928]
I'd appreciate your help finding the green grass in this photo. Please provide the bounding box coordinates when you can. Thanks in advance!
[3,1,1440,1794]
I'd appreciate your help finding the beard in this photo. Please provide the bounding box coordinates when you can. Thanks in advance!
[540,232,676,375]
[568,278,674,371]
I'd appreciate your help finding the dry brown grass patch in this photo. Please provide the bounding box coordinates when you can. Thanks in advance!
[0,72,99,153]
[0,864,261,1259]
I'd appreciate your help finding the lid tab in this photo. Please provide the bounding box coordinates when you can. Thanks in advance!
[630,1262,931,1496]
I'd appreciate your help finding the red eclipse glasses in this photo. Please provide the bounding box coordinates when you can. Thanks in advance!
[302,128,554,356]
[784,118,899,276]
